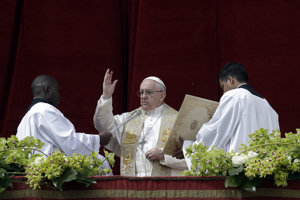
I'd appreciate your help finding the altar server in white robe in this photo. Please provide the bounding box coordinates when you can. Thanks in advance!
[93,69,187,176]
[16,75,112,171]
[181,62,280,169]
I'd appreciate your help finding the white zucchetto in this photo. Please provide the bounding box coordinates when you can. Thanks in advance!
[143,76,166,90]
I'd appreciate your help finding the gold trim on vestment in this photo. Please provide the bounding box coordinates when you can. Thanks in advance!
[121,108,144,176]
[120,104,177,176]
[161,128,171,143]
[123,131,137,144]
[152,104,177,176]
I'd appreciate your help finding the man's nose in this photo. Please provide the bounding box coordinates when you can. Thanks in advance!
[141,93,148,98]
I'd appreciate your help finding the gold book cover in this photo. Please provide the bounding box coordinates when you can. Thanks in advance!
[163,94,219,156]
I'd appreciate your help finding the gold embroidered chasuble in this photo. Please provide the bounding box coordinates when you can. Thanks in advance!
[121,104,177,176]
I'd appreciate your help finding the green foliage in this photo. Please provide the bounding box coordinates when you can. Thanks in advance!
[183,128,300,190]
[52,167,78,190]
[0,136,44,192]
[241,129,300,187]
[0,136,44,168]
[0,168,12,193]
[0,136,115,192]
[182,143,232,176]
[225,173,262,191]
[228,165,243,176]
[25,150,114,190]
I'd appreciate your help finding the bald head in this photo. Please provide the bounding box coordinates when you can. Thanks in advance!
[31,75,61,107]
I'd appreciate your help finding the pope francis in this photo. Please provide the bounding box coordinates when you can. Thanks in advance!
[93,69,187,176]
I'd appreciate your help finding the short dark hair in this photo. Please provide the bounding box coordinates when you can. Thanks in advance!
[218,62,248,83]
[31,74,59,96]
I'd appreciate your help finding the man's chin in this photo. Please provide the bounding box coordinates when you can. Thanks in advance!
[141,105,151,111]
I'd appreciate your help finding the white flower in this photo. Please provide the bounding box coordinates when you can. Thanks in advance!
[247,151,258,159]
[63,155,68,162]
[232,154,248,167]
[231,151,258,167]
[294,159,300,163]
[33,156,44,165]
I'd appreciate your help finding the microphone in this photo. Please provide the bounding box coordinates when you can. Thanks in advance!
[111,109,142,133]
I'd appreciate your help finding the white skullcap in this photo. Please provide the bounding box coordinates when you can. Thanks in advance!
[143,76,166,90]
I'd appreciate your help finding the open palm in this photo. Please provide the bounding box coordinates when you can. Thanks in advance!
[103,69,118,99]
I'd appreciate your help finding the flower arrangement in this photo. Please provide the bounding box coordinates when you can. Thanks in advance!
[0,135,114,192]
[183,128,300,191]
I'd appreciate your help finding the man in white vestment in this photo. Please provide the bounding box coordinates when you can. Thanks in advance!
[16,75,112,171]
[93,69,187,176]
[179,62,280,169]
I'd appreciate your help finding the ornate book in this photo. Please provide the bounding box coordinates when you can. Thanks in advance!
[163,94,219,156]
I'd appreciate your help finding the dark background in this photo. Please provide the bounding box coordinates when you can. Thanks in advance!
[1,0,299,174]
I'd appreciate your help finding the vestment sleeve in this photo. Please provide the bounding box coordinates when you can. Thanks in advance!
[195,94,242,150]
[38,108,100,157]
[160,154,188,171]
[183,94,242,170]
[94,96,128,137]
[93,96,128,156]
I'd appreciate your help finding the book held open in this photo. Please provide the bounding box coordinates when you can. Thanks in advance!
[163,94,219,156]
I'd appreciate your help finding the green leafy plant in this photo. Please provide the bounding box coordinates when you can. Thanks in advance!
[182,143,232,176]
[0,136,114,192]
[184,128,300,191]
[26,150,114,190]
[0,136,44,192]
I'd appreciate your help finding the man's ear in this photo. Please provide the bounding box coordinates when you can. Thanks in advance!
[43,85,50,98]
[160,92,166,102]
[227,76,235,85]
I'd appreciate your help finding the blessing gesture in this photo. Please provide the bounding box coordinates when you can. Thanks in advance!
[102,69,118,99]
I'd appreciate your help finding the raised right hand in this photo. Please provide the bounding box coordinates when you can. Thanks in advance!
[102,69,118,99]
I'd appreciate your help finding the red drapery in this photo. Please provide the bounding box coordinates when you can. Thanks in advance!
[0,0,300,175]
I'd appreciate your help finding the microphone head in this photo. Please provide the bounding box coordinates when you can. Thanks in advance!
[135,110,141,116]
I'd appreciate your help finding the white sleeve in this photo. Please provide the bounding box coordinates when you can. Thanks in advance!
[93,96,129,156]
[160,154,188,171]
[183,94,242,170]
[195,94,241,151]
[39,108,100,157]
[93,95,128,143]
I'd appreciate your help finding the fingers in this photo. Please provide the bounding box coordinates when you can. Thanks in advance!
[145,150,151,158]
[102,69,118,99]
[104,69,110,82]
[104,69,112,83]
[112,79,118,88]
[145,148,164,161]
[105,68,110,76]
[104,69,118,85]
[178,135,184,147]
[173,150,184,159]
[146,153,162,161]
[179,135,183,143]
[171,136,184,159]
[108,70,113,82]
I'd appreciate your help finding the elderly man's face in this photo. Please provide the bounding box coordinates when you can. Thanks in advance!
[139,79,166,111]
